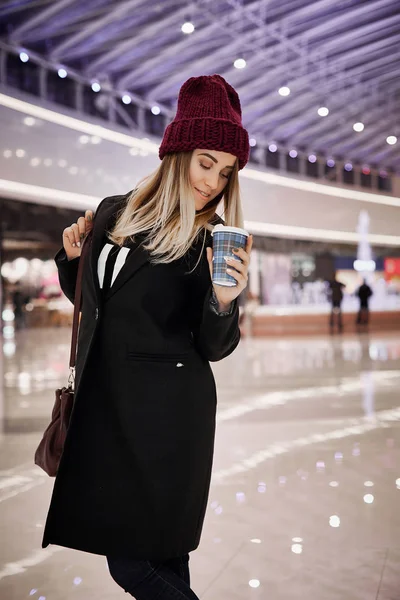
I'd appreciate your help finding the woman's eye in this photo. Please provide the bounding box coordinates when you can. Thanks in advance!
[200,162,229,179]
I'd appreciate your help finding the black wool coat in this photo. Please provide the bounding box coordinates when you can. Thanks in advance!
[42,193,240,560]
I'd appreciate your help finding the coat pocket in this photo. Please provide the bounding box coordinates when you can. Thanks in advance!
[126,351,189,365]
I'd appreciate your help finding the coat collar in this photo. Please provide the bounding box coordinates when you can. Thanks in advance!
[90,196,150,302]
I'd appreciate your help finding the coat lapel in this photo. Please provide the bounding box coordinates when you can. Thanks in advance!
[90,197,150,303]
[90,200,114,303]
[105,242,149,301]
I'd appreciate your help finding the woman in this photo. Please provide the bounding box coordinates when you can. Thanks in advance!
[42,74,252,599]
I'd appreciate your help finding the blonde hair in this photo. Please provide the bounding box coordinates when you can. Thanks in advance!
[108,151,243,267]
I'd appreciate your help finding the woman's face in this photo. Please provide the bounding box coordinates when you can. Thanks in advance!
[189,149,237,210]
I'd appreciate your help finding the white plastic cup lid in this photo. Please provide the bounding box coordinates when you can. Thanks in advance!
[212,224,249,237]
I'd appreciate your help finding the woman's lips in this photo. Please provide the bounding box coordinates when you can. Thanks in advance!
[195,187,210,199]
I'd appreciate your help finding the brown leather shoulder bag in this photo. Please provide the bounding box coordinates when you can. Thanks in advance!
[34,230,92,476]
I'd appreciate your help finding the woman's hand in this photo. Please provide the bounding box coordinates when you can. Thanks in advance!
[62,210,94,261]
[206,234,253,310]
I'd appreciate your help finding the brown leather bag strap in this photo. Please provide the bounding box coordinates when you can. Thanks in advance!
[69,229,93,369]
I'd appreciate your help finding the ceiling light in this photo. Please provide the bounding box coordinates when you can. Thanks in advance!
[318,106,329,117]
[3,150,12,158]
[329,515,340,528]
[344,162,353,171]
[268,143,277,153]
[181,22,195,34]
[249,138,257,147]
[58,68,67,79]
[362,165,370,175]
[308,154,317,163]
[289,149,297,158]
[327,158,335,168]
[19,51,29,63]
[16,149,26,158]
[249,580,260,588]
[122,94,131,105]
[44,158,53,166]
[386,135,397,145]
[79,135,89,144]
[91,135,101,144]
[151,105,161,115]
[129,147,139,155]
[24,116,35,126]
[353,122,364,132]
[91,82,101,93]
[30,157,40,167]
[279,86,290,97]
[234,58,246,69]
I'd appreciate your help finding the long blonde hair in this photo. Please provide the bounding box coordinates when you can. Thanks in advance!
[109,151,243,266]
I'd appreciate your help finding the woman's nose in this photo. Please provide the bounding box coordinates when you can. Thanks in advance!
[204,173,219,191]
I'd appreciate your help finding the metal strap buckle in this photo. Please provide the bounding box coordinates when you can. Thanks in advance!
[68,367,75,389]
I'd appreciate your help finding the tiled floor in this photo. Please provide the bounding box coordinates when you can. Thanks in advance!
[1,329,399,599]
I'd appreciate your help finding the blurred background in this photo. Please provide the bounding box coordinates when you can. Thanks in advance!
[0,2,399,599]
[0,0,399,336]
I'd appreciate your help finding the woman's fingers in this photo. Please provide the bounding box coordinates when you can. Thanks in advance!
[62,226,76,248]
[70,223,81,247]
[62,209,94,259]
[77,216,87,242]
[85,210,94,230]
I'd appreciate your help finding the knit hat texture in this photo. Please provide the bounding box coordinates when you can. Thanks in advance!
[159,74,249,170]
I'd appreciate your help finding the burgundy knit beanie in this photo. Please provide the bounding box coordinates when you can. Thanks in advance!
[159,74,250,170]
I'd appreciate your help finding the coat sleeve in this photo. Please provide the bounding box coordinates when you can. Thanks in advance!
[189,252,241,362]
[54,248,80,305]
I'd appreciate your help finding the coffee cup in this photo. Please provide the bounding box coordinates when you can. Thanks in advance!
[211,225,249,287]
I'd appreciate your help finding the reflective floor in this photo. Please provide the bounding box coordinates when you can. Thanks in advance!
[1,329,400,599]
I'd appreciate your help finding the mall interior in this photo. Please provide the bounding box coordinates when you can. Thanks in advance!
[0,1,399,599]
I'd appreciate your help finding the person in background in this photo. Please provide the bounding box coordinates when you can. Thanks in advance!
[12,281,29,330]
[356,278,373,327]
[328,273,346,333]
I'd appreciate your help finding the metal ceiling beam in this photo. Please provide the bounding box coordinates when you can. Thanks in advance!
[117,0,284,92]
[217,0,397,98]
[85,2,202,77]
[249,46,400,136]
[86,0,273,80]
[137,0,315,98]
[101,24,226,79]
[344,119,399,158]
[146,4,397,109]
[312,107,398,155]
[0,0,50,19]
[291,107,397,156]
[129,26,267,93]
[358,141,399,163]
[312,84,396,147]
[49,0,147,61]
[9,0,80,43]
[288,0,395,43]
[239,15,400,113]
[388,154,400,169]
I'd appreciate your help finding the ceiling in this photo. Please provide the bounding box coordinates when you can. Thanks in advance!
[0,0,399,171]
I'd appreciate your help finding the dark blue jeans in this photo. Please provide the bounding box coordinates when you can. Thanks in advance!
[107,554,199,599]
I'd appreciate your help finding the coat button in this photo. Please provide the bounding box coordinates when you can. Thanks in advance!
[94,308,99,320]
